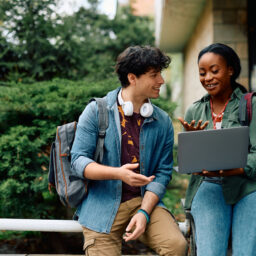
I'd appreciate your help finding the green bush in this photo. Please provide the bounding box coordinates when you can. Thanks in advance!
[0,78,176,219]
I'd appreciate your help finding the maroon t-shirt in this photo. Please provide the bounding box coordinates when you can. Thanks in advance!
[118,104,144,202]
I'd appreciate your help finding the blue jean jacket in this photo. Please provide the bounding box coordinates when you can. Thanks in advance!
[71,87,174,233]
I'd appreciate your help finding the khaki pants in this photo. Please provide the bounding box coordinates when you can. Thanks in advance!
[82,197,188,256]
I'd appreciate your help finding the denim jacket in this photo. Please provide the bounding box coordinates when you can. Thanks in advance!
[71,87,174,233]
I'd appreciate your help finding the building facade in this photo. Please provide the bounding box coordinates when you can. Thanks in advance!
[156,0,255,115]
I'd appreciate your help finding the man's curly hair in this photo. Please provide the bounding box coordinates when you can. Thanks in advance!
[115,45,171,87]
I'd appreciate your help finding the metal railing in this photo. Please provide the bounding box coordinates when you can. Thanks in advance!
[0,218,82,232]
[0,218,195,256]
[0,218,189,235]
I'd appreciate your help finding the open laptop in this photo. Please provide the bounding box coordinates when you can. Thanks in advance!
[176,126,249,174]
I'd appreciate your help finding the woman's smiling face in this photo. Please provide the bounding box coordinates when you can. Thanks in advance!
[198,52,234,98]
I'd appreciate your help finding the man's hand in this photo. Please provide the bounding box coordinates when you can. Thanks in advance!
[124,191,159,242]
[193,168,245,177]
[119,163,155,186]
[123,211,147,242]
[84,162,154,184]
[178,117,209,131]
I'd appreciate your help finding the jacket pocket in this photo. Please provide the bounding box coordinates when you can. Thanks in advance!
[83,238,96,256]
[227,113,240,127]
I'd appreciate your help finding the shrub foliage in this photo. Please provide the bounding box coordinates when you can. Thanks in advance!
[0,78,176,218]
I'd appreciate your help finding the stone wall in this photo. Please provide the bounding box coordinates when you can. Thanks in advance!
[213,0,248,89]
[130,0,155,17]
[182,0,248,115]
[182,0,213,114]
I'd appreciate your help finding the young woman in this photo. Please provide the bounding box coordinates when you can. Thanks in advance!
[179,43,256,256]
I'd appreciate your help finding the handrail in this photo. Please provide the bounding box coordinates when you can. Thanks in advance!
[0,218,189,235]
[0,219,82,232]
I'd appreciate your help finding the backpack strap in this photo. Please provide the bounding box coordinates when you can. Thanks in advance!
[48,142,56,189]
[245,92,256,123]
[64,122,77,159]
[90,97,109,163]
[65,122,77,151]
[239,92,256,126]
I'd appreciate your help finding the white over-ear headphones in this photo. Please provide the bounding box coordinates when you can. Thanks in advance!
[118,90,153,117]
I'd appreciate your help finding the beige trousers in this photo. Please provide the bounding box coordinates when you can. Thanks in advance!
[82,197,188,256]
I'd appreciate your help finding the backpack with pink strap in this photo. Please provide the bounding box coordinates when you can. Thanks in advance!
[239,92,256,126]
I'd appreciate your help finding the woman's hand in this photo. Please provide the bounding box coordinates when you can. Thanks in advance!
[178,117,209,131]
[193,168,245,177]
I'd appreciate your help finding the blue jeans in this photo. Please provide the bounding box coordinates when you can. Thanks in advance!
[191,181,256,256]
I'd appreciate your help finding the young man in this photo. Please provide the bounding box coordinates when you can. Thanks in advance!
[71,46,187,256]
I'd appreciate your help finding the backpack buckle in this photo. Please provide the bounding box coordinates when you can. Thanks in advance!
[98,131,106,138]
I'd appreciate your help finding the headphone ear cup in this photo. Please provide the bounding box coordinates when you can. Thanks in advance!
[118,89,153,117]
[140,103,153,117]
[122,101,133,116]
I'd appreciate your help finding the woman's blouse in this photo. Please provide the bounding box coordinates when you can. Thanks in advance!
[184,86,256,209]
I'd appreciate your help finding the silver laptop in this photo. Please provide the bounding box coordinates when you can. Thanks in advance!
[176,126,249,174]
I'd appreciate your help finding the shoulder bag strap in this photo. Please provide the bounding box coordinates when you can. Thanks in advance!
[239,92,256,126]
[90,97,109,163]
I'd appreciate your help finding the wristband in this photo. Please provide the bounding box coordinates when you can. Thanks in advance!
[137,209,150,224]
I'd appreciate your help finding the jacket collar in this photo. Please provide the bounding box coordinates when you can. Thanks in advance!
[106,86,158,120]
[231,85,244,99]
[106,87,121,108]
